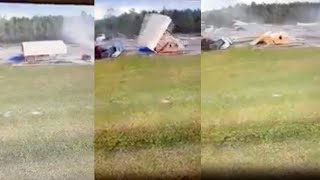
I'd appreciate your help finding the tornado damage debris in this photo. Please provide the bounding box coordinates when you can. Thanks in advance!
[95,13,201,60]
[201,20,320,51]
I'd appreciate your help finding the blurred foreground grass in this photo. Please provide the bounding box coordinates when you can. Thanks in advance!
[95,55,201,179]
[0,65,94,179]
[202,48,320,173]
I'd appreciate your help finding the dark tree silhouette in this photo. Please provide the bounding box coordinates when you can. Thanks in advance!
[0,13,93,43]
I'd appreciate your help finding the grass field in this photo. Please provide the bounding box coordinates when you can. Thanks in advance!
[2,47,318,178]
[0,65,94,179]
[95,55,201,179]
[202,48,320,174]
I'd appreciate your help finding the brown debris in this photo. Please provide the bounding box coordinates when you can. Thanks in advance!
[250,31,290,46]
[201,38,215,51]
[154,31,184,54]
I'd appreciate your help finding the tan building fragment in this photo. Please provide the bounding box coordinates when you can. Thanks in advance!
[250,31,290,46]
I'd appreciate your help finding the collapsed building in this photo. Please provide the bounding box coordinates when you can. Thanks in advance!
[95,41,123,59]
[201,37,233,51]
[95,33,124,60]
[94,13,186,59]
[250,31,290,46]
[200,19,311,50]
[137,13,185,55]
[95,32,124,59]
[201,31,293,51]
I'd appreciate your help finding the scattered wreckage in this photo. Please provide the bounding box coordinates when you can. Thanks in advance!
[95,13,187,59]
[201,31,299,51]
[201,37,233,51]
[201,19,310,51]
[95,33,124,59]
[95,42,123,59]
[250,31,290,46]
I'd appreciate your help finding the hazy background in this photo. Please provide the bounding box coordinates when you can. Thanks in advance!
[202,0,320,11]
[202,1,320,27]
[0,3,93,44]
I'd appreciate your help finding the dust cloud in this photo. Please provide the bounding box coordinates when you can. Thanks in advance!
[61,12,94,50]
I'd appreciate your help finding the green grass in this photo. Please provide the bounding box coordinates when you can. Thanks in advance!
[202,48,320,172]
[95,55,201,178]
[2,48,317,177]
[0,65,94,179]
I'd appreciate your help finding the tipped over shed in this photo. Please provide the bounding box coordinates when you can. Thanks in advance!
[137,13,184,54]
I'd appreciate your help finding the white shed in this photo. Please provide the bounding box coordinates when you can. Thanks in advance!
[22,40,67,60]
[137,13,172,51]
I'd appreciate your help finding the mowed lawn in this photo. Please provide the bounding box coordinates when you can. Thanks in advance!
[0,65,94,179]
[95,55,201,179]
[202,48,320,174]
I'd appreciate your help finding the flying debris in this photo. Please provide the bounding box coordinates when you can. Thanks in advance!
[96,34,106,43]
[232,20,257,31]
[297,22,320,26]
[232,20,249,26]
[203,25,215,33]
[201,37,233,50]
[95,40,124,59]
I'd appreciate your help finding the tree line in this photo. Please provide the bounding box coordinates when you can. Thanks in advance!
[0,12,93,43]
[95,9,201,38]
[202,2,320,28]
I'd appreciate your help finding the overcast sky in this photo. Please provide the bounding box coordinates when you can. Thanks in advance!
[202,0,320,11]
[95,0,200,20]
[0,3,93,19]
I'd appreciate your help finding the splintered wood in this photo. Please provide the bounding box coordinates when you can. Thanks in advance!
[250,31,290,46]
